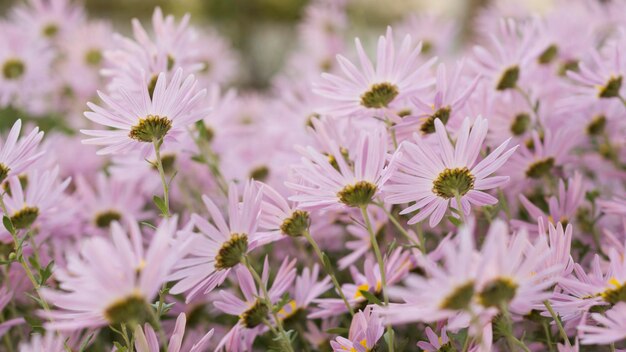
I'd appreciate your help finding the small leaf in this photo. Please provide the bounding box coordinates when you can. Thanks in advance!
[24,315,44,334]
[272,293,292,313]
[140,221,157,230]
[326,327,349,335]
[359,290,382,306]
[321,253,333,273]
[152,195,168,215]
[447,215,462,227]
[39,260,54,285]
[3,216,15,234]
[191,154,207,164]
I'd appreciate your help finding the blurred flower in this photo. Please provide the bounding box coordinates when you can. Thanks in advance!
[330,306,384,352]
[134,313,214,352]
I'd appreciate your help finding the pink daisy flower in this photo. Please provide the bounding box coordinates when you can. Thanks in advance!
[134,313,214,352]
[0,167,70,240]
[313,26,436,120]
[0,23,54,112]
[330,306,384,352]
[73,173,151,235]
[81,68,206,155]
[566,44,625,104]
[384,116,517,227]
[213,258,297,352]
[287,127,393,211]
[168,182,264,302]
[276,264,332,321]
[0,119,44,183]
[578,302,626,345]
[417,326,452,351]
[9,0,85,41]
[41,217,191,330]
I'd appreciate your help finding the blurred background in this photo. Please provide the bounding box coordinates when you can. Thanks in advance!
[0,0,510,89]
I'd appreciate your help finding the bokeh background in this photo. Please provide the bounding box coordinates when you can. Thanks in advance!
[0,0,528,89]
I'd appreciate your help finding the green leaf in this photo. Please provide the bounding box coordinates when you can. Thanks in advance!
[24,315,45,334]
[140,221,157,230]
[326,327,349,335]
[3,216,14,234]
[191,154,207,164]
[272,292,291,313]
[359,290,382,306]
[152,195,168,215]
[38,260,54,286]
[78,333,95,352]
[447,215,462,227]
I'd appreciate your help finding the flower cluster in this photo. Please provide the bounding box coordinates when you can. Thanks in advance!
[1,0,626,351]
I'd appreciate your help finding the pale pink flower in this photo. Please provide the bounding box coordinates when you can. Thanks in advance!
[134,313,214,352]
[330,306,384,352]
[384,116,517,227]
[579,303,626,345]
[0,119,44,183]
[314,26,436,120]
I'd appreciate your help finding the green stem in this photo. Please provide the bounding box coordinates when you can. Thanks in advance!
[543,300,570,347]
[454,192,467,224]
[243,256,295,352]
[188,126,229,196]
[302,229,354,316]
[416,223,426,255]
[385,118,398,150]
[360,206,394,352]
[543,320,554,352]
[500,304,530,352]
[618,95,626,108]
[152,138,171,218]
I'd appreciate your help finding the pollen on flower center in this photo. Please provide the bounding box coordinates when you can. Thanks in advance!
[601,277,626,304]
[360,82,399,108]
[337,181,377,207]
[432,167,475,199]
[479,277,518,308]
[525,157,555,179]
[277,299,298,321]
[510,113,531,136]
[85,49,103,66]
[94,210,122,228]
[128,115,172,143]
[598,76,622,98]
[42,23,59,37]
[104,293,150,326]
[440,281,475,310]
[0,163,11,183]
[240,299,269,328]
[214,233,249,270]
[496,65,520,91]
[11,206,39,230]
[280,210,310,237]
[420,106,451,134]
[2,59,26,80]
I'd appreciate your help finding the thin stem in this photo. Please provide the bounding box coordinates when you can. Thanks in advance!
[416,223,426,255]
[454,192,467,224]
[500,304,531,352]
[187,126,229,196]
[242,256,295,352]
[360,205,394,352]
[373,202,419,248]
[543,320,554,352]
[302,229,354,316]
[543,300,570,347]
[385,118,398,150]
[618,95,626,108]
[152,138,170,218]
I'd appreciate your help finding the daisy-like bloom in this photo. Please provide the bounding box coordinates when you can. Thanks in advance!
[514,173,585,232]
[0,119,44,184]
[9,0,85,41]
[396,60,479,137]
[330,306,384,352]
[0,167,70,241]
[417,326,452,351]
[311,249,411,319]
[81,68,206,155]
[74,173,151,235]
[313,26,436,120]
[475,221,562,316]
[384,116,517,227]
[471,18,543,91]
[287,127,393,211]
[134,313,214,352]
[382,222,481,325]
[598,196,626,217]
[0,23,54,112]
[41,217,191,330]
[566,44,625,104]
[213,258,297,352]
[102,7,196,91]
[550,246,626,323]
[257,182,311,243]
[396,13,458,58]
[169,182,264,302]
[504,126,579,190]
[276,264,332,322]
[578,302,626,345]
[0,287,24,338]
